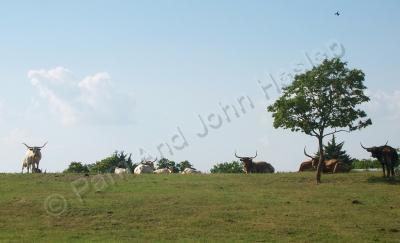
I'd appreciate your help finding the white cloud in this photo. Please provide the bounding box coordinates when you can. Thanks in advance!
[28,67,135,125]
[28,67,75,85]
[367,90,400,120]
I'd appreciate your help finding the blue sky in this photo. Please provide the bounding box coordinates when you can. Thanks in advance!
[0,1,399,172]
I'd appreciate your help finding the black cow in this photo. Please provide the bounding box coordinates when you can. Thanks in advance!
[361,142,399,177]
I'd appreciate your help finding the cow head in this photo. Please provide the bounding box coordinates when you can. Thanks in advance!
[235,151,257,173]
[141,157,157,170]
[23,142,47,156]
[360,142,388,158]
[303,147,318,168]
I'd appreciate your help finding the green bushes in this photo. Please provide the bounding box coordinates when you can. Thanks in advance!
[351,159,381,169]
[63,162,89,173]
[64,151,135,173]
[210,161,243,173]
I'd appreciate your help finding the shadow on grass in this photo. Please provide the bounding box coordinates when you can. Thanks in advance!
[367,176,400,185]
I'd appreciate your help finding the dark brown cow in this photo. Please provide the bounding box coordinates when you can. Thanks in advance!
[235,152,275,174]
[361,142,399,177]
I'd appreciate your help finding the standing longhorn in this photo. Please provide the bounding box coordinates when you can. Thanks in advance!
[22,142,47,173]
[361,142,398,177]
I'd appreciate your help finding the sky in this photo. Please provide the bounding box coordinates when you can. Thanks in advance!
[0,1,399,172]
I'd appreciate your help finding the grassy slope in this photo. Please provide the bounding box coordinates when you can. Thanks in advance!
[0,173,399,242]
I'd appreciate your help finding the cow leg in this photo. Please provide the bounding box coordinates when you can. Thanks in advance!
[389,164,395,177]
[333,163,338,173]
[382,164,386,177]
[386,164,392,177]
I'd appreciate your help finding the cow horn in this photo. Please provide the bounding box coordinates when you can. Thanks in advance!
[304,146,314,159]
[22,143,32,149]
[151,157,158,163]
[360,143,369,150]
[39,142,48,149]
[235,151,244,159]
[250,151,258,159]
[384,141,388,146]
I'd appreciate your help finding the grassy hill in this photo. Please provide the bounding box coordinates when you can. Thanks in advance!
[0,172,399,242]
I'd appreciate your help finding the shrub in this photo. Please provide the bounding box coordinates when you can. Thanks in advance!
[352,159,381,169]
[211,161,243,173]
[88,151,135,173]
[63,162,89,173]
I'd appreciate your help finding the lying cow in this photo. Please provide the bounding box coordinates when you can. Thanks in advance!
[302,147,351,173]
[114,167,129,174]
[134,158,156,174]
[181,168,201,174]
[154,168,172,174]
[298,160,315,172]
[235,152,275,174]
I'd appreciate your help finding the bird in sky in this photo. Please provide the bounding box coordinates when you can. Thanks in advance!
[335,11,340,16]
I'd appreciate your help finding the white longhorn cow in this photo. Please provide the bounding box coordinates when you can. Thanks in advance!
[134,158,156,174]
[154,168,172,174]
[181,168,201,174]
[22,142,47,173]
[114,167,129,174]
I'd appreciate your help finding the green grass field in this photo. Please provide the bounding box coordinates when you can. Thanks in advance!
[0,172,399,242]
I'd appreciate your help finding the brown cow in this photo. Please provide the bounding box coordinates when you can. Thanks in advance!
[302,147,351,173]
[298,160,315,172]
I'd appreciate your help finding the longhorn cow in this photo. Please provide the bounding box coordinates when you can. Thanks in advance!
[235,152,274,174]
[302,147,351,173]
[134,158,157,174]
[361,142,399,177]
[22,142,47,173]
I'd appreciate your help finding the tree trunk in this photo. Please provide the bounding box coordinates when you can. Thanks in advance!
[316,137,324,184]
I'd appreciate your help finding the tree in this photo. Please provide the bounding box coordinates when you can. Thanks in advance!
[315,135,353,165]
[210,161,243,173]
[64,162,89,173]
[88,151,134,173]
[267,58,371,183]
[177,160,193,172]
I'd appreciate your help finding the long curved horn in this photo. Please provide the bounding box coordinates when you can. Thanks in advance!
[235,151,244,159]
[384,141,388,146]
[360,143,369,150]
[151,157,158,163]
[22,143,32,149]
[39,142,48,149]
[304,146,314,159]
[250,151,258,159]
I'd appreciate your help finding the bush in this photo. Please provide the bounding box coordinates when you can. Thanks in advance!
[211,161,243,173]
[88,151,135,173]
[352,159,381,169]
[64,162,89,173]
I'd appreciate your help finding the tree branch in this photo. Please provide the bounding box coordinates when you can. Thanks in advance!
[323,129,350,138]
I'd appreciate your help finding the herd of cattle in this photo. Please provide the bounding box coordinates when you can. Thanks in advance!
[20,142,399,177]
[115,158,201,175]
